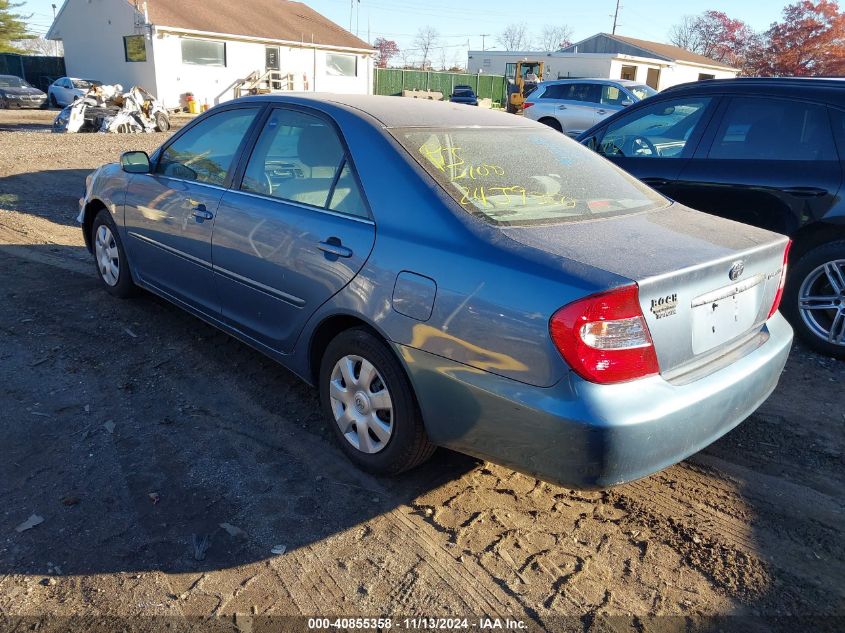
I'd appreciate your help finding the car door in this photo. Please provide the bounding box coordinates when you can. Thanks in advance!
[586,95,717,200]
[53,78,68,105]
[558,83,603,137]
[673,96,842,235]
[211,106,375,353]
[123,106,262,313]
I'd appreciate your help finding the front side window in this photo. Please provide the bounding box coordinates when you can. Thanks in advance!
[156,109,258,186]
[707,97,836,161]
[565,83,601,104]
[394,127,667,226]
[601,84,628,106]
[124,35,147,62]
[181,39,226,66]
[598,97,712,159]
[241,109,367,217]
[326,53,357,77]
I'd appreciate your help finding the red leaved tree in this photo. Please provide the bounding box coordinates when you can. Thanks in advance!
[373,37,400,69]
[745,0,845,76]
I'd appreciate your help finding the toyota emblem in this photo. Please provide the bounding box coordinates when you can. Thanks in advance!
[729,260,745,281]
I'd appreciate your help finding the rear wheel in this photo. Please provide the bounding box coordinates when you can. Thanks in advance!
[91,209,137,298]
[319,328,435,476]
[539,117,563,132]
[782,240,845,359]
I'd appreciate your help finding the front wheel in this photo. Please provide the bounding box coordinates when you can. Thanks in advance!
[50,93,59,108]
[539,117,563,132]
[91,209,137,298]
[154,111,171,132]
[319,328,435,476]
[782,240,845,359]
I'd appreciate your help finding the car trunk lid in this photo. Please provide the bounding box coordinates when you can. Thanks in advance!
[500,203,790,378]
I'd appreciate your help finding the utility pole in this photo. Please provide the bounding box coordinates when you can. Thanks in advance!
[480,33,490,51]
[356,0,360,37]
[349,0,353,31]
[611,0,621,35]
[51,4,58,56]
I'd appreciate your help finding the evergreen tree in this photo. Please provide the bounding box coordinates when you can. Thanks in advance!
[0,0,32,54]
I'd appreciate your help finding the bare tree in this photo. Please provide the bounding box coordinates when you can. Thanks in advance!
[497,23,529,51]
[538,25,573,51]
[668,15,701,52]
[413,26,440,69]
[19,36,62,56]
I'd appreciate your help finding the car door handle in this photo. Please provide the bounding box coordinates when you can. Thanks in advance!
[317,239,353,258]
[596,109,607,115]
[557,104,567,110]
[191,204,214,221]
[782,186,828,198]
[641,178,669,188]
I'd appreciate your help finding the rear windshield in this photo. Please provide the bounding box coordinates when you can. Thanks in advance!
[393,127,667,226]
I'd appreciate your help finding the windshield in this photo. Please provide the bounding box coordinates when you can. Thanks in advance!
[0,76,28,88]
[629,84,657,101]
[393,127,667,226]
[453,89,473,97]
[72,79,101,89]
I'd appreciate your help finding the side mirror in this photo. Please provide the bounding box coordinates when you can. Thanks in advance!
[583,135,598,151]
[120,151,151,174]
[621,99,634,107]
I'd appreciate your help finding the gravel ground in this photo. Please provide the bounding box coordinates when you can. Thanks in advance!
[0,109,843,632]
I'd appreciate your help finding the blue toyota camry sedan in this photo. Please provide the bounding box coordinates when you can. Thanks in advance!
[79,94,792,488]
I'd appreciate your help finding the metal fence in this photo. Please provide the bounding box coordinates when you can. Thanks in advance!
[0,54,66,92]
[374,68,507,106]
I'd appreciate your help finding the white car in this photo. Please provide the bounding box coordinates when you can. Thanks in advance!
[523,78,656,138]
[48,77,102,108]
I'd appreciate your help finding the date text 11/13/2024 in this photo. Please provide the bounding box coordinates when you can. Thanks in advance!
[307,617,528,630]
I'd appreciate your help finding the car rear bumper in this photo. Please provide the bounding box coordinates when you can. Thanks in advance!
[397,312,793,489]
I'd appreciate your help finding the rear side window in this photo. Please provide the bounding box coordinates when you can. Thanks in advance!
[393,127,667,226]
[156,108,258,186]
[708,97,836,161]
[598,97,711,159]
[241,108,367,217]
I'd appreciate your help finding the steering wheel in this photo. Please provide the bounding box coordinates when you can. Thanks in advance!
[630,135,659,157]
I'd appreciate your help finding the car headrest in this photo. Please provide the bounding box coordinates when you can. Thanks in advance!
[298,124,343,167]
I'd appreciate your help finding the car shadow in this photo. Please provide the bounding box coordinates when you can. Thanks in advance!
[0,169,93,227]
[0,244,478,577]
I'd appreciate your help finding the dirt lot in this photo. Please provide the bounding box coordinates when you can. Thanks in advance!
[0,109,843,632]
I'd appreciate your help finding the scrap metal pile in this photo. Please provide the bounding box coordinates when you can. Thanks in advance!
[53,84,171,134]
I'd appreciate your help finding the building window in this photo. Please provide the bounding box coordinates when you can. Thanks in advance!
[483,58,491,67]
[181,38,226,67]
[698,73,715,81]
[326,53,357,77]
[124,35,147,62]
[620,65,637,81]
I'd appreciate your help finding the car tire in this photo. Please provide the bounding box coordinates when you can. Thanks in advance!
[154,111,171,133]
[49,93,59,108]
[91,209,137,299]
[319,328,436,476]
[539,117,563,132]
[782,240,845,359]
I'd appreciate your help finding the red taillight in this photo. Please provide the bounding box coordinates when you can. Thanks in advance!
[523,102,535,109]
[550,284,659,384]
[767,239,792,319]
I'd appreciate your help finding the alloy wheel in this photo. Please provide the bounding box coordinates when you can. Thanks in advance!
[94,224,120,287]
[798,259,845,346]
[329,354,394,454]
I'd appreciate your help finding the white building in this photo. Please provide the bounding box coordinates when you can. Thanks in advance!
[468,33,737,92]
[47,0,375,109]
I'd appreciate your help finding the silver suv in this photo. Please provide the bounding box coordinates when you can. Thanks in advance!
[523,79,656,137]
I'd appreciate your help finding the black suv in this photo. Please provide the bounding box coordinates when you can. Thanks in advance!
[578,78,845,358]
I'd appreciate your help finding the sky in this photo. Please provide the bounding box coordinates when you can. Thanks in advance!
[20,0,788,66]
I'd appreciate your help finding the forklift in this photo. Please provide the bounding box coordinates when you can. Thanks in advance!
[505,60,544,113]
